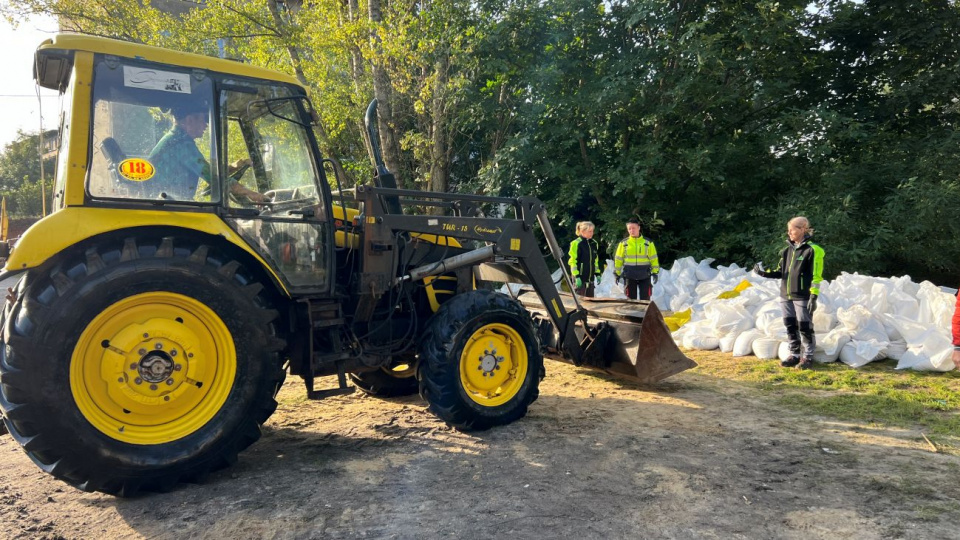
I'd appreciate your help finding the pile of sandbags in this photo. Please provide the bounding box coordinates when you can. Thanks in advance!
[666,257,957,372]
[500,255,956,372]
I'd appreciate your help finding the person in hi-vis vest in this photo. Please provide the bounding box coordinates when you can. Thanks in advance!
[614,218,659,300]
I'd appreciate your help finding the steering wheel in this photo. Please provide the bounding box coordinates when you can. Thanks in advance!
[229,163,252,181]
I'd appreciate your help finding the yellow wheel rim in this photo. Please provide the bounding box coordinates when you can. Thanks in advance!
[383,361,416,379]
[459,323,528,407]
[70,292,236,445]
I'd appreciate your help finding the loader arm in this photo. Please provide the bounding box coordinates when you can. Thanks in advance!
[353,185,599,365]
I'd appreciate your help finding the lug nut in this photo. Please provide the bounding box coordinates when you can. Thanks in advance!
[166,379,174,385]
[174,364,182,371]
[188,353,194,358]
[170,350,177,357]
[117,377,124,383]
[138,349,146,355]
[134,378,142,385]
[130,363,137,370]
[150,384,158,390]
[143,333,149,338]
[164,396,170,401]
[155,343,163,350]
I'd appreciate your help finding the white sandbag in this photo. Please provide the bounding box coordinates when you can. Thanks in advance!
[917,281,955,329]
[836,305,889,342]
[752,338,781,360]
[814,328,850,363]
[896,347,955,372]
[596,260,627,299]
[670,256,698,275]
[733,329,764,357]
[500,283,524,296]
[684,334,720,350]
[705,302,754,336]
[885,315,952,356]
[719,333,738,353]
[885,339,908,361]
[777,342,795,362]
[763,317,789,341]
[838,340,886,368]
[754,302,782,335]
[885,285,919,320]
[812,308,837,333]
[670,293,693,313]
[695,258,719,281]
[736,287,769,308]
[716,264,747,282]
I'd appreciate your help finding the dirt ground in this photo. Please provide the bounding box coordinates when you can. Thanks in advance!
[2,359,959,540]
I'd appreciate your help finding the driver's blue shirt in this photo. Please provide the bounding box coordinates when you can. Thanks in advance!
[148,125,210,199]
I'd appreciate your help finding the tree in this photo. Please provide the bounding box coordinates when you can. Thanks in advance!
[0,130,55,217]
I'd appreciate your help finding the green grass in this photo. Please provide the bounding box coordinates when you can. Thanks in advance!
[686,349,960,453]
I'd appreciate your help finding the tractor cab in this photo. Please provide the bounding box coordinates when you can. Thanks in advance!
[36,35,335,294]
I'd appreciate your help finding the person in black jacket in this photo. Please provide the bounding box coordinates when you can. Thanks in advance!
[754,216,825,370]
[568,221,601,297]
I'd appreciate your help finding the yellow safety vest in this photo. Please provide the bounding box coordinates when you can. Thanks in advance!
[614,236,659,275]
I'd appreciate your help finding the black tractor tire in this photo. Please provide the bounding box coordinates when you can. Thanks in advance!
[417,289,543,431]
[350,360,419,397]
[0,234,286,496]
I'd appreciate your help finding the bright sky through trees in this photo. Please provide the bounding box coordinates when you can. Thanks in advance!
[0,13,59,148]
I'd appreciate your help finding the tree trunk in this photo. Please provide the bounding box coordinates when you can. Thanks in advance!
[428,53,451,205]
[368,0,404,186]
[343,0,375,166]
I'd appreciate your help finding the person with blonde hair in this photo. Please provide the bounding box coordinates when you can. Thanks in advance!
[754,216,825,370]
[568,221,601,297]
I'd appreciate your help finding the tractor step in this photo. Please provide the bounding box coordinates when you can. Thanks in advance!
[304,368,354,400]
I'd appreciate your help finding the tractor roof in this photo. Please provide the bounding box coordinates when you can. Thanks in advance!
[35,34,302,90]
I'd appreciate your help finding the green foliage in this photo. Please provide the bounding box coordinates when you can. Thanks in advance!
[0,130,55,217]
[5,0,960,281]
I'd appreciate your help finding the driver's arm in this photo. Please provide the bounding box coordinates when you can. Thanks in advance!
[228,180,268,203]
[226,158,268,203]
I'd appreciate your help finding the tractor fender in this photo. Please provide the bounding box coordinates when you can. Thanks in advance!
[4,207,290,296]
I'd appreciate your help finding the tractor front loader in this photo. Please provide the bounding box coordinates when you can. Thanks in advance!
[0,35,692,497]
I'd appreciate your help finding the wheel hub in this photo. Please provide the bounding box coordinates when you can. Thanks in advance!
[139,350,175,383]
[477,348,504,377]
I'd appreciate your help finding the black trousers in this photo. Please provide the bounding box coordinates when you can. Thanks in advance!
[624,277,652,301]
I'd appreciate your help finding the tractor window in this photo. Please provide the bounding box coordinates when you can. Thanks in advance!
[220,83,330,292]
[87,56,218,203]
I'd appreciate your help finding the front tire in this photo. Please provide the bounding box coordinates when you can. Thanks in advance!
[0,234,286,496]
[418,290,543,431]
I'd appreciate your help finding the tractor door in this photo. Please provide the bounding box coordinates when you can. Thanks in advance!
[219,82,334,294]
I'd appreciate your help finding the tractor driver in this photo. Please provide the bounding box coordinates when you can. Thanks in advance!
[149,103,268,203]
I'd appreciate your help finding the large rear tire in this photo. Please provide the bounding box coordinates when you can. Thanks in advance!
[0,234,286,496]
[418,290,542,431]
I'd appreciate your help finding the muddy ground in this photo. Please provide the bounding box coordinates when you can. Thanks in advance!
[1,357,959,539]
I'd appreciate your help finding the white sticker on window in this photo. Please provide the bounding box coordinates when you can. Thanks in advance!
[123,66,191,94]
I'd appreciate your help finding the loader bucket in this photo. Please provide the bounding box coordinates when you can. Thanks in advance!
[515,290,696,384]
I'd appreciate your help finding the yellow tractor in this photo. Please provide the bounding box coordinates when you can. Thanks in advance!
[0,35,694,496]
